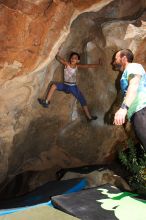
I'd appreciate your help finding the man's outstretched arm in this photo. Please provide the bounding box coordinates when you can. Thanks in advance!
[77,58,102,68]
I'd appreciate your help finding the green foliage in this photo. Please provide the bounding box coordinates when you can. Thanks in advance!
[119,139,146,195]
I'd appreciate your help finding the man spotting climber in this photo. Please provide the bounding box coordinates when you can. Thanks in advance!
[113,49,146,151]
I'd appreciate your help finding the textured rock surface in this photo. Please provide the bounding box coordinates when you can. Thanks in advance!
[61,169,131,191]
[0,0,145,194]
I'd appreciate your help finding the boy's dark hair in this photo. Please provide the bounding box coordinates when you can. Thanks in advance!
[69,52,80,61]
[119,49,134,63]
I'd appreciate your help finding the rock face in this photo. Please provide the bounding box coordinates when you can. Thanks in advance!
[61,169,131,191]
[0,0,145,193]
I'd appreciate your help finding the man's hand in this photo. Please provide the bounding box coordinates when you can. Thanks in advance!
[113,108,127,125]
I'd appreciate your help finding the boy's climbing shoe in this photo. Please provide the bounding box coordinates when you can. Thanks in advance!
[38,98,50,108]
[87,115,97,122]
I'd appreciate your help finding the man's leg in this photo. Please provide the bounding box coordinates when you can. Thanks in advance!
[131,107,146,152]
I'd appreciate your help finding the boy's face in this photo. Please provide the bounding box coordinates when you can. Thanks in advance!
[70,55,80,64]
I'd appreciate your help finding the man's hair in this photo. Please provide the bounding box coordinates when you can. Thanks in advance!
[119,49,134,63]
[69,52,80,61]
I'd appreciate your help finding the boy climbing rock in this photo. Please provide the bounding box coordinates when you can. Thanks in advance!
[38,51,101,121]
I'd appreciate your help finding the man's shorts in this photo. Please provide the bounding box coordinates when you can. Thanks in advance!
[56,83,87,106]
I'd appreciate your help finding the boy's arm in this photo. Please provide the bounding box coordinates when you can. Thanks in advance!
[77,64,99,68]
[56,53,68,66]
[77,58,102,68]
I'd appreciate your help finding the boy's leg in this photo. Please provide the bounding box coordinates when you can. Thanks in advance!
[82,105,93,119]
[38,83,57,108]
[38,83,66,108]
[70,86,97,121]
[46,83,68,100]
[46,84,57,102]
[82,106,97,121]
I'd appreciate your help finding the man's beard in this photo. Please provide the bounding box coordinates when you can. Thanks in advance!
[113,63,122,71]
